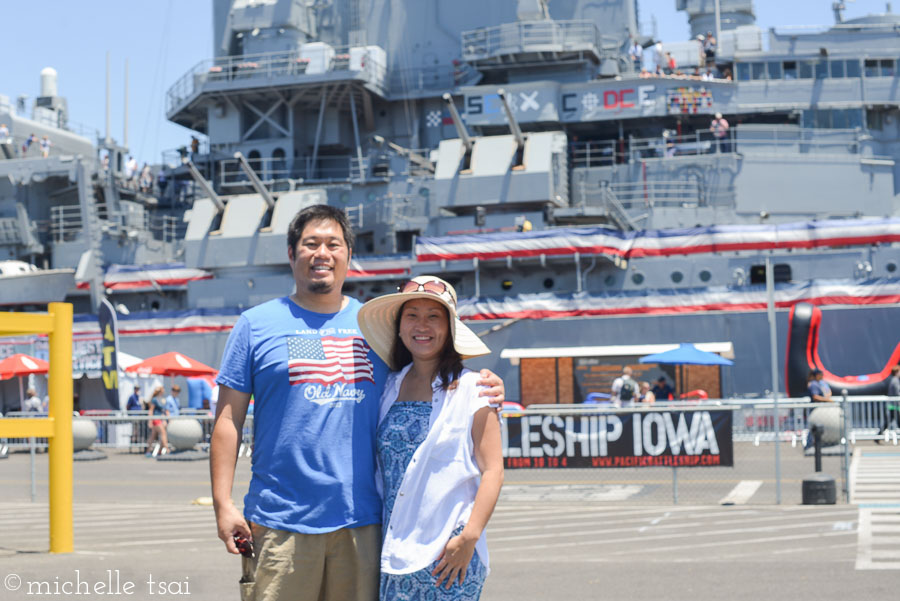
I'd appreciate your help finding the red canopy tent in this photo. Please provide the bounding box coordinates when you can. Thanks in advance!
[0,354,50,380]
[124,352,217,378]
[0,353,50,410]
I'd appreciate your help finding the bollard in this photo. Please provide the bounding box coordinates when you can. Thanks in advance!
[801,424,836,504]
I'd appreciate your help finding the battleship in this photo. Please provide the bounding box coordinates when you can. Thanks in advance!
[2,0,900,409]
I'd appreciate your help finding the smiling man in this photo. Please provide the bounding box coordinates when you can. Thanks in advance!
[210,204,504,601]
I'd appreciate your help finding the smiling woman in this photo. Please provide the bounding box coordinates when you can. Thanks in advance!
[357,276,502,600]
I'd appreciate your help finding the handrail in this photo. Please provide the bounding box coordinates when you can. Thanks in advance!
[166,45,388,114]
[461,19,604,62]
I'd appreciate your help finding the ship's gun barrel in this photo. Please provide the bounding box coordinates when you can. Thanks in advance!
[233,152,276,210]
[183,158,225,213]
[372,135,434,172]
[497,88,525,150]
[441,93,473,153]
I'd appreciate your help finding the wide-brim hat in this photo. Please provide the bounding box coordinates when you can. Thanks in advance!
[357,275,491,370]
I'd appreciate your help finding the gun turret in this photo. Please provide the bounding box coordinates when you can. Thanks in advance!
[497,88,526,168]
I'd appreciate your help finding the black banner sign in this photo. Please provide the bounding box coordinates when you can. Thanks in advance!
[502,410,733,469]
[98,299,120,410]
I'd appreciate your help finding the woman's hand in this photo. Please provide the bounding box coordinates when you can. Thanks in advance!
[431,532,477,589]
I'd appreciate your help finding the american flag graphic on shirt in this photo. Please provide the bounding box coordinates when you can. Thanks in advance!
[286,336,374,386]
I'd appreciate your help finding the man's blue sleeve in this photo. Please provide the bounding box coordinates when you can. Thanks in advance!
[216,315,253,394]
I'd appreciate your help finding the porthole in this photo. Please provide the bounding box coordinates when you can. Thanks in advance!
[670,271,684,283]
[543,278,555,289]
[887,261,897,273]
[631,272,645,285]
[699,270,712,282]
[604,274,616,286]
[501,280,513,291]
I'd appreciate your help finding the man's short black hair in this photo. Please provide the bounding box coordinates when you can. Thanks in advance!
[287,204,354,255]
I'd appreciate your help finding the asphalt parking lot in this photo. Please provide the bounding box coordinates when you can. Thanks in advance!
[0,444,897,601]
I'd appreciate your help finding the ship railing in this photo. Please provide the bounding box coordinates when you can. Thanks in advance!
[218,156,294,188]
[576,180,705,212]
[461,19,605,63]
[166,46,388,113]
[388,66,458,97]
[49,204,186,246]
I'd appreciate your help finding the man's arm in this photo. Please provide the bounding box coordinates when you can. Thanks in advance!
[476,369,505,407]
[210,384,252,554]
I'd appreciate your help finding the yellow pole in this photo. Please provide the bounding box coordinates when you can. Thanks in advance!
[47,302,73,553]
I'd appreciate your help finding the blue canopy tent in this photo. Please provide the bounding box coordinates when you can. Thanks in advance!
[639,344,734,398]
[639,343,734,367]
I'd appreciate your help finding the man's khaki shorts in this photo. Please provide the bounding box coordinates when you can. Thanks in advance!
[240,522,380,601]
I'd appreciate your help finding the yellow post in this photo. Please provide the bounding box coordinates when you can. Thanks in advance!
[47,302,73,553]
[0,303,72,553]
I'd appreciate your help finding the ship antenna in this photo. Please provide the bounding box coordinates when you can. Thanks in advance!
[105,52,111,145]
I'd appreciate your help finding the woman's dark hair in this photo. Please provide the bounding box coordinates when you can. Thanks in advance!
[391,301,463,389]
[287,204,355,254]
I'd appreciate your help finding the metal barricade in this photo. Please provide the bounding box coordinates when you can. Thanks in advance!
[0,411,255,454]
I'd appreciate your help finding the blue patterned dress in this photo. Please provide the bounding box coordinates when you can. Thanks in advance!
[377,401,487,601]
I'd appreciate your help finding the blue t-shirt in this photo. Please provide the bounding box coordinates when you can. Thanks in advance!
[187,378,212,409]
[216,296,389,534]
[166,395,181,416]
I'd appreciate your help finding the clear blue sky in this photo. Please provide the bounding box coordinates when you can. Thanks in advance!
[2,1,890,165]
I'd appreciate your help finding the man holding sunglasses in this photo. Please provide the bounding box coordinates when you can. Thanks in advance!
[210,204,504,601]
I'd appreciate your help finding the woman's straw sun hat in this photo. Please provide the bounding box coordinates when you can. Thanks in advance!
[357,276,490,370]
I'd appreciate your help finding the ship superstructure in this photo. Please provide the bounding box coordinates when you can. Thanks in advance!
[2,0,900,408]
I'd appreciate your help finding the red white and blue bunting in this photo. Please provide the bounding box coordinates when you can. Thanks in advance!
[415,218,900,263]
[457,278,900,320]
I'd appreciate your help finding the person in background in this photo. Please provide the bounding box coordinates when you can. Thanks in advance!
[611,366,638,406]
[807,369,833,403]
[628,39,643,72]
[23,388,42,412]
[711,112,730,153]
[166,385,182,416]
[0,123,9,139]
[187,377,212,410]
[357,276,503,599]
[40,135,51,158]
[146,386,170,455]
[651,376,674,401]
[22,133,37,155]
[876,365,900,442]
[126,384,143,411]
[638,381,656,404]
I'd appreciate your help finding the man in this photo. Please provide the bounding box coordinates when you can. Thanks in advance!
[211,205,504,601]
[126,385,143,411]
[807,369,833,402]
[628,39,643,72]
[165,385,182,416]
[611,366,638,406]
[651,376,674,401]
[186,377,212,410]
[711,112,730,153]
[876,365,900,442]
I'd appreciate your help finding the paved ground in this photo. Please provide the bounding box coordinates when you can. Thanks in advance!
[0,443,897,600]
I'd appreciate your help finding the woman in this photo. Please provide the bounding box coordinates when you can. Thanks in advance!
[638,381,655,404]
[145,386,169,456]
[358,276,504,600]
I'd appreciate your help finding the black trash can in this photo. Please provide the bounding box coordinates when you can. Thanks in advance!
[802,472,837,504]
